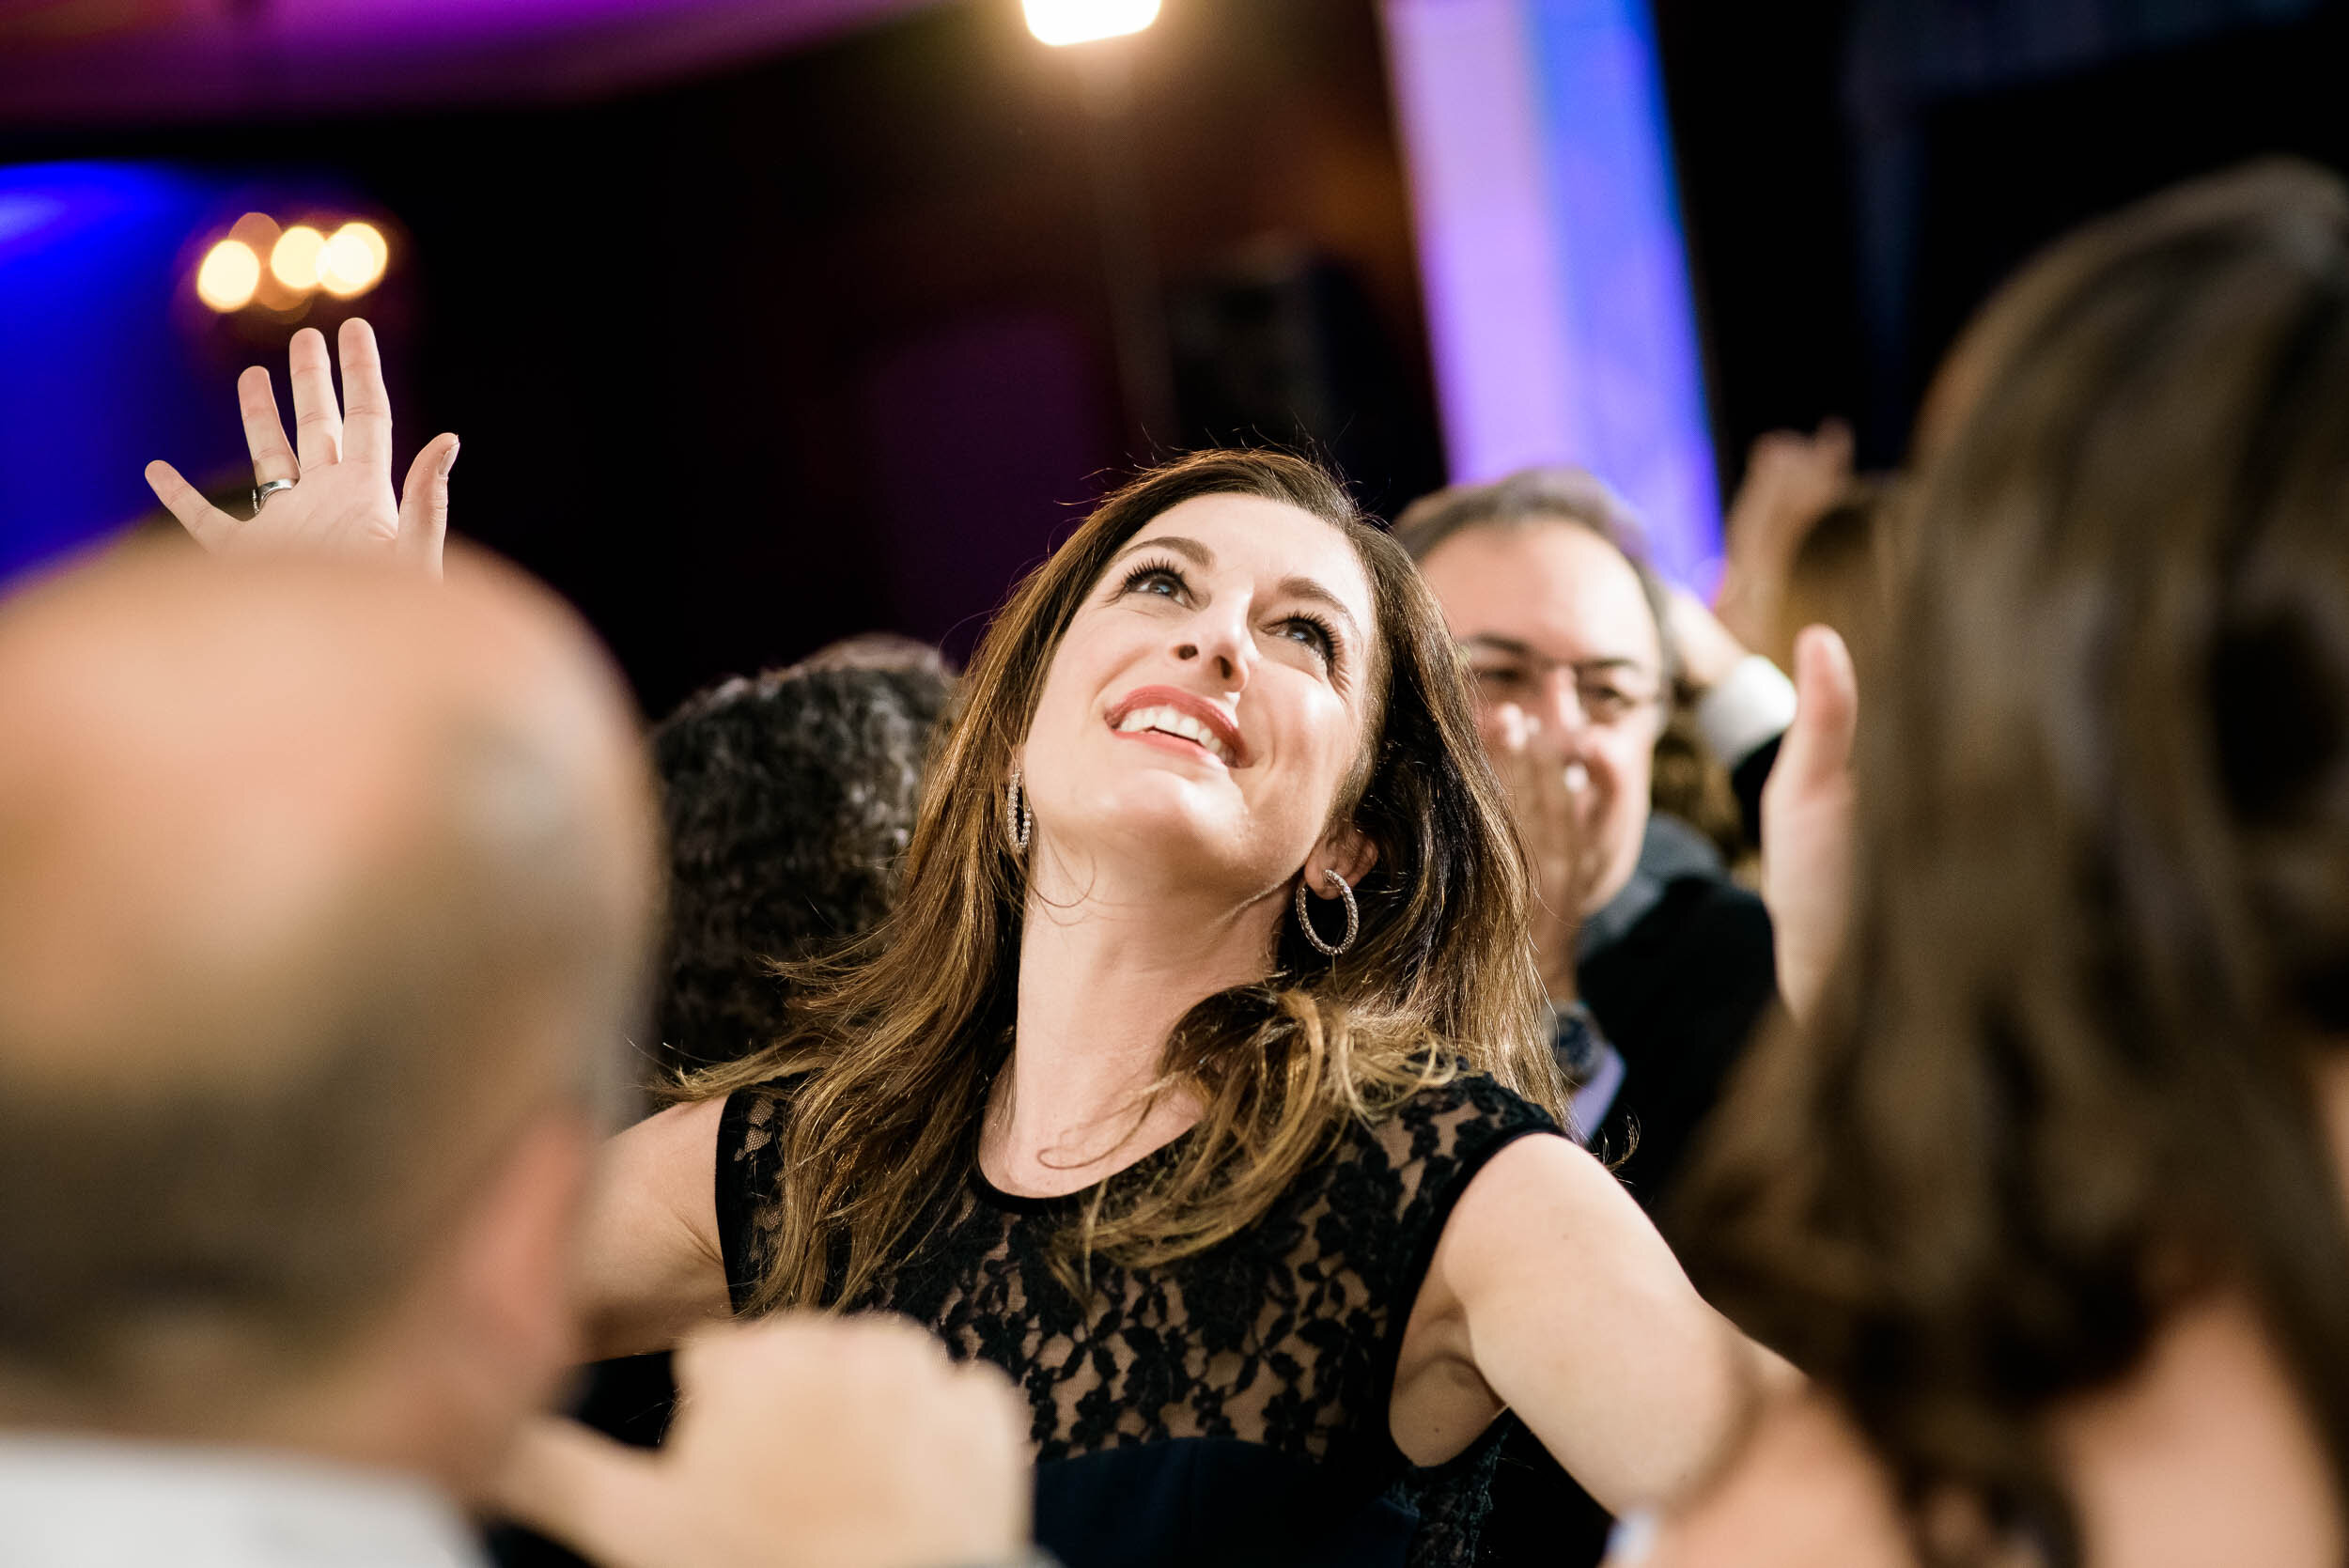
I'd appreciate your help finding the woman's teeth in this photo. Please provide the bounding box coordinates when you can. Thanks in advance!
[1115,706,1230,762]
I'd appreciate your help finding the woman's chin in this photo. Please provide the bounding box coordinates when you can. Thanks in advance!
[1051,773,1253,863]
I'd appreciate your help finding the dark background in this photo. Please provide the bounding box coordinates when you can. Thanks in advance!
[8,0,2346,717]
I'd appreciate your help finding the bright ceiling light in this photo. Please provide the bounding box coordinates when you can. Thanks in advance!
[270,225,328,290]
[1023,0,1159,47]
[319,221,388,298]
[195,239,261,312]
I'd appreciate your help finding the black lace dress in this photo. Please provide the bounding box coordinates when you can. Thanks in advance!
[713,1071,1564,1568]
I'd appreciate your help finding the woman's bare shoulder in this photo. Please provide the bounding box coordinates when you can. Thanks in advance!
[616,1094,732,1174]
[576,1096,736,1358]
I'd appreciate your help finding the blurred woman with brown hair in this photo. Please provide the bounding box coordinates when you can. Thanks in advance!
[1639,160,2349,1568]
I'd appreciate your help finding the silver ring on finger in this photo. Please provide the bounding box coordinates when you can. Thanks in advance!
[251,478,296,513]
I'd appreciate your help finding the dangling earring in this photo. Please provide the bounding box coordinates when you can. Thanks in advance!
[1294,867,1359,957]
[1006,766,1033,855]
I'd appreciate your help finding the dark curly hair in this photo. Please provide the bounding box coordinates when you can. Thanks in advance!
[648,642,955,1079]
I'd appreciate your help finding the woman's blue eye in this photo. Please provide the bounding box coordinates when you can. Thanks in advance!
[1118,561,1187,598]
[1281,617,1337,660]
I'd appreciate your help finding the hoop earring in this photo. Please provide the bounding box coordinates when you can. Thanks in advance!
[1294,868,1359,957]
[1006,766,1033,855]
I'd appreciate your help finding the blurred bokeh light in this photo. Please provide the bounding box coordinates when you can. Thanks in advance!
[190,213,386,314]
[270,225,327,290]
[320,222,388,299]
[194,239,259,312]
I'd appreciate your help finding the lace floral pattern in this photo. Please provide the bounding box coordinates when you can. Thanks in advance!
[719,1072,1560,1565]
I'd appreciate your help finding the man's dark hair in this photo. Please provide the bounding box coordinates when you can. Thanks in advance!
[649,643,954,1079]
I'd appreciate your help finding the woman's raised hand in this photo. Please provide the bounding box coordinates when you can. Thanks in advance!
[144,318,459,577]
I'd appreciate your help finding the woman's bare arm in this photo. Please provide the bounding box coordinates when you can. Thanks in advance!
[1391,1134,1786,1515]
[575,1097,736,1359]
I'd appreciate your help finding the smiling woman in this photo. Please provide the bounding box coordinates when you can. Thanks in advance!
[144,343,1769,1567]
[566,449,1776,1566]
[670,454,1557,1312]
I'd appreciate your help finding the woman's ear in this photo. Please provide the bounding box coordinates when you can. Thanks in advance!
[1308,826,1378,890]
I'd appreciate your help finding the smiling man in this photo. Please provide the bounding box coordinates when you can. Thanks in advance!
[1397,466,1786,1218]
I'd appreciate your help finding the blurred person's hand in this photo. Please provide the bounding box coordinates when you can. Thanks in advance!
[1662,586,1756,694]
[495,1313,1034,1568]
[1480,700,1595,1003]
[1715,422,1853,656]
[145,318,458,578]
[1760,627,1858,1022]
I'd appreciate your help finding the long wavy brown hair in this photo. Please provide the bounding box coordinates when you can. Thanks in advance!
[693,449,1563,1312]
[1677,161,2349,1563]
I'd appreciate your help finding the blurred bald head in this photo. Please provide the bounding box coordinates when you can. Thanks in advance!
[0,546,658,1429]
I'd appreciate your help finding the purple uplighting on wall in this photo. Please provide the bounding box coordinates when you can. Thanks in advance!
[1382,0,1722,588]
[1381,0,1582,489]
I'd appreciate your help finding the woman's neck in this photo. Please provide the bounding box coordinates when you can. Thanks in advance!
[983,850,1286,1197]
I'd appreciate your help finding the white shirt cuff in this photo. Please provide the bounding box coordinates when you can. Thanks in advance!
[1693,654,1797,768]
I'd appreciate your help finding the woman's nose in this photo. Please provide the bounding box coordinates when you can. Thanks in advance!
[1174,638,1244,686]
[1174,611,1252,688]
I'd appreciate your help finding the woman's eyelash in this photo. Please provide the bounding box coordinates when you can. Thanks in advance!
[1117,559,1188,598]
[1285,613,1341,663]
